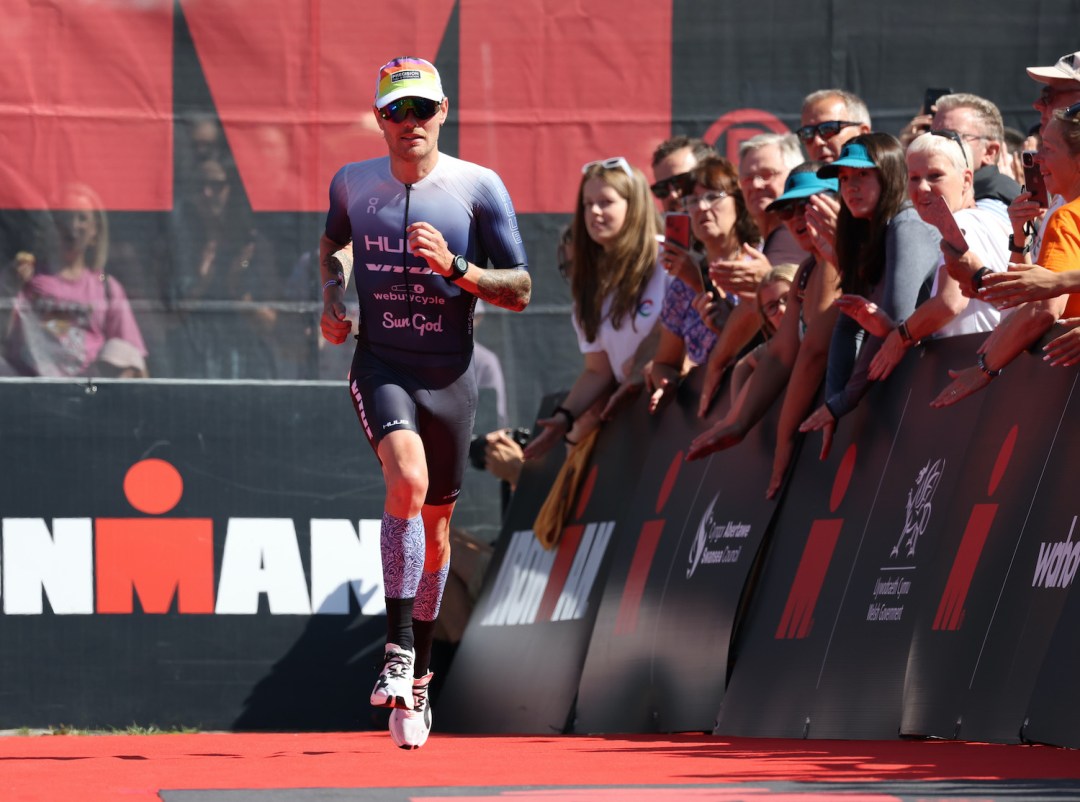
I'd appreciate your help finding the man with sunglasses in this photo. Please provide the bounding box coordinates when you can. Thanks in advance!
[797,89,872,164]
[319,57,530,750]
[650,136,714,213]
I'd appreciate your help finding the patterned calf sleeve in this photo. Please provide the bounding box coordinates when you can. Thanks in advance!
[380,512,425,599]
[414,561,450,621]
[412,562,449,676]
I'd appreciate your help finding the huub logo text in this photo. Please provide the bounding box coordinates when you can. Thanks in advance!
[1032,515,1080,590]
[0,460,386,616]
[686,494,749,579]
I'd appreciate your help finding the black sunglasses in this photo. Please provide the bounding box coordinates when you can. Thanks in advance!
[379,96,440,124]
[795,120,861,143]
[650,171,696,199]
[929,129,969,168]
[1064,101,1080,121]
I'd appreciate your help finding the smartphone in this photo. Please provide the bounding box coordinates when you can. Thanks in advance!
[922,86,953,115]
[1022,150,1049,207]
[663,212,691,251]
[922,193,968,253]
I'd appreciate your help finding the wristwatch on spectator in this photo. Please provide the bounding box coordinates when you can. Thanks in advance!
[1007,234,1029,254]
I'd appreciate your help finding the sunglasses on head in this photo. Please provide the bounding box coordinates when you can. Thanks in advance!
[796,120,861,143]
[650,171,696,199]
[379,96,440,124]
[582,156,635,179]
[929,129,970,168]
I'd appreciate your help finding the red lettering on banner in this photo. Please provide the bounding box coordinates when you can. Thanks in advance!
[932,505,996,631]
[613,451,683,635]
[182,1,454,212]
[95,459,214,614]
[0,3,173,210]
[932,425,1018,631]
[775,444,856,639]
[535,524,584,622]
[459,0,672,213]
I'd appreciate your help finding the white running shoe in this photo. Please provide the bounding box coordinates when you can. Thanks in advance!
[389,672,433,750]
[370,644,414,710]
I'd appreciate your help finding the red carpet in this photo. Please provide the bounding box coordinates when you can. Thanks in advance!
[3,732,1080,801]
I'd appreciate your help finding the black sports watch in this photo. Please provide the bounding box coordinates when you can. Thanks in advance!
[448,254,469,282]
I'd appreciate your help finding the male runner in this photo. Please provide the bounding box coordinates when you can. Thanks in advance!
[319,57,530,749]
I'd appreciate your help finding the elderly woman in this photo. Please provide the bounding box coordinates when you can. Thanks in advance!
[836,129,1011,381]
[933,102,1080,403]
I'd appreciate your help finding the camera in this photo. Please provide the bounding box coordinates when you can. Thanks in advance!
[468,426,531,471]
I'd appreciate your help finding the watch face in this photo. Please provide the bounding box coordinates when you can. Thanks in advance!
[452,255,468,279]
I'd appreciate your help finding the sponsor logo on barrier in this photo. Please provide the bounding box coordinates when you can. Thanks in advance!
[0,459,385,616]
[1032,515,1080,590]
[686,494,749,579]
[776,444,857,639]
[866,457,945,625]
[892,458,944,559]
[480,523,614,626]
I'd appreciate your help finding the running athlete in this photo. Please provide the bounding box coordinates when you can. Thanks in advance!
[319,57,531,749]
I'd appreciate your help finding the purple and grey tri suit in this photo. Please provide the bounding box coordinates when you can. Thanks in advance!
[324,153,527,505]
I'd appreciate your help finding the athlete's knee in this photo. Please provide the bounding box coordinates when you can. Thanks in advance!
[385,467,428,515]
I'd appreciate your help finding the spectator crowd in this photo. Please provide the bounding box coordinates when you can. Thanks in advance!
[4,47,1080,508]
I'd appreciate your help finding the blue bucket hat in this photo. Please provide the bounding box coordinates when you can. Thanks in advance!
[816,142,876,178]
[766,171,840,213]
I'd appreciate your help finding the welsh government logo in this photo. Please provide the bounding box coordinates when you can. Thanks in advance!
[891,458,944,559]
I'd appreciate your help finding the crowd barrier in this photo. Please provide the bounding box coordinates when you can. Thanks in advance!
[0,378,504,731]
[439,333,1080,748]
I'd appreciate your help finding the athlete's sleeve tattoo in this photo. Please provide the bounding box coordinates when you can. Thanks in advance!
[474,268,531,312]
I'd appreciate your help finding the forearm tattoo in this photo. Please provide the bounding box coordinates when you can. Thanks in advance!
[475,268,531,312]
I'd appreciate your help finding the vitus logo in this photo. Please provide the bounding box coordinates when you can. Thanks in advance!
[0,459,385,616]
[1032,515,1080,590]
[481,463,612,626]
[776,444,856,639]
[933,425,1018,631]
[891,457,945,559]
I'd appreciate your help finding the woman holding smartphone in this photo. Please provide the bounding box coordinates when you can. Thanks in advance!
[523,157,667,459]
[642,154,762,413]
[798,133,940,456]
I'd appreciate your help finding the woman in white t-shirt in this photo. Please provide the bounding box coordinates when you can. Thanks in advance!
[523,156,668,459]
[833,130,1010,381]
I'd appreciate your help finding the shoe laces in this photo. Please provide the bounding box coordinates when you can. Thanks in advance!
[411,679,429,714]
[382,649,411,680]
